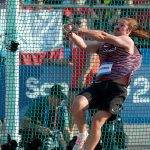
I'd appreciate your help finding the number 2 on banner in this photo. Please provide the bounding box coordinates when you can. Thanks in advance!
[133,77,150,103]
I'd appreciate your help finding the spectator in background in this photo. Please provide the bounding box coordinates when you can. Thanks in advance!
[45,0,62,4]
[1,134,18,150]
[22,0,44,5]
[20,0,24,5]
[63,0,97,24]
[92,0,134,31]
[20,0,53,14]
[0,0,5,4]
[108,0,134,28]
[92,0,113,31]
[32,0,45,8]
[19,84,71,150]
[20,0,43,9]
[133,0,149,5]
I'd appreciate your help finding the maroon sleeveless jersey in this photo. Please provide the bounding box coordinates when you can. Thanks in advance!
[95,43,142,82]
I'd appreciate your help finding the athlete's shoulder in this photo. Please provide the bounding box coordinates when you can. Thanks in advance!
[119,35,134,44]
[119,35,134,42]
[118,35,134,54]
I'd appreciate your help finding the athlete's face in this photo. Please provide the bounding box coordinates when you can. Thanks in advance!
[114,19,131,36]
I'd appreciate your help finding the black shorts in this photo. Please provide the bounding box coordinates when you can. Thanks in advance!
[78,80,127,115]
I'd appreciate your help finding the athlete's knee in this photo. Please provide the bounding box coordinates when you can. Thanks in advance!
[91,111,112,129]
[72,95,89,113]
[91,118,104,130]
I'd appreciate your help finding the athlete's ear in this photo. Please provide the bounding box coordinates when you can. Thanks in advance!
[128,28,132,32]
[127,28,132,34]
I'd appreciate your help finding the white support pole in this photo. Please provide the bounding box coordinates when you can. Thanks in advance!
[3,0,20,143]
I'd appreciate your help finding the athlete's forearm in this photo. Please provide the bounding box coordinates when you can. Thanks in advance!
[78,28,105,41]
[69,33,87,50]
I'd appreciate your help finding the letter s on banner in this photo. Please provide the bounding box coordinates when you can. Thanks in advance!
[26,77,40,99]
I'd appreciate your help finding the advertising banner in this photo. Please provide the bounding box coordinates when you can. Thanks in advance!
[19,65,72,120]
[0,8,63,52]
[121,49,150,123]
[0,49,150,123]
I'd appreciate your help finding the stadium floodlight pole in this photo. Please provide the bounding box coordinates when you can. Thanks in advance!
[3,0,20,143]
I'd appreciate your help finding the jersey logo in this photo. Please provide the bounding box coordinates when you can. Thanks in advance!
[103,45,109,48]
[102,47,116,53]
[96,62,113,77]
[102,44,116,53]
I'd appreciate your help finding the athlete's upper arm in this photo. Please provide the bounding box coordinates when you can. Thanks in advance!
[101,32,134,54]
[85,41,103,53]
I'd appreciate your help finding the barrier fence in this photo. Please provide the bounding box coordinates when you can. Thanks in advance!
[0,0,150,149]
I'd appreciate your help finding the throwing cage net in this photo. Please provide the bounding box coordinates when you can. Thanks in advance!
[0,0,149,149]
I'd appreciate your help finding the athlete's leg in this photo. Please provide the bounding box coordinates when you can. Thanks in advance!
[83,110,112,150]
[72,95,89,150]
[72,95,89,133]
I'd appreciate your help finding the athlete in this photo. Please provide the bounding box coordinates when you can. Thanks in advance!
[63,17,150,150]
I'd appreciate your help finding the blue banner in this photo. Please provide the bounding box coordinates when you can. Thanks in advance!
[0,49,150,124]
[0,61,5,120]
[19,65,72,121]
[121,49,150,123]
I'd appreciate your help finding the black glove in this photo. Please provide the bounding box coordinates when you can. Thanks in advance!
[10,41,19,52]
[63,23,78,37]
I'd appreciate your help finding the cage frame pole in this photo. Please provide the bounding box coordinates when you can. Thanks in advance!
[3,0,20,143]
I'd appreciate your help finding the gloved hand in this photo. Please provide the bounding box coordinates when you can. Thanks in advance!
[63,23,78,37]
[10,41,19,52]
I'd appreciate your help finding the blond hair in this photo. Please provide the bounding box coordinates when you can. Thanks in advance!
[121,17,150,39]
